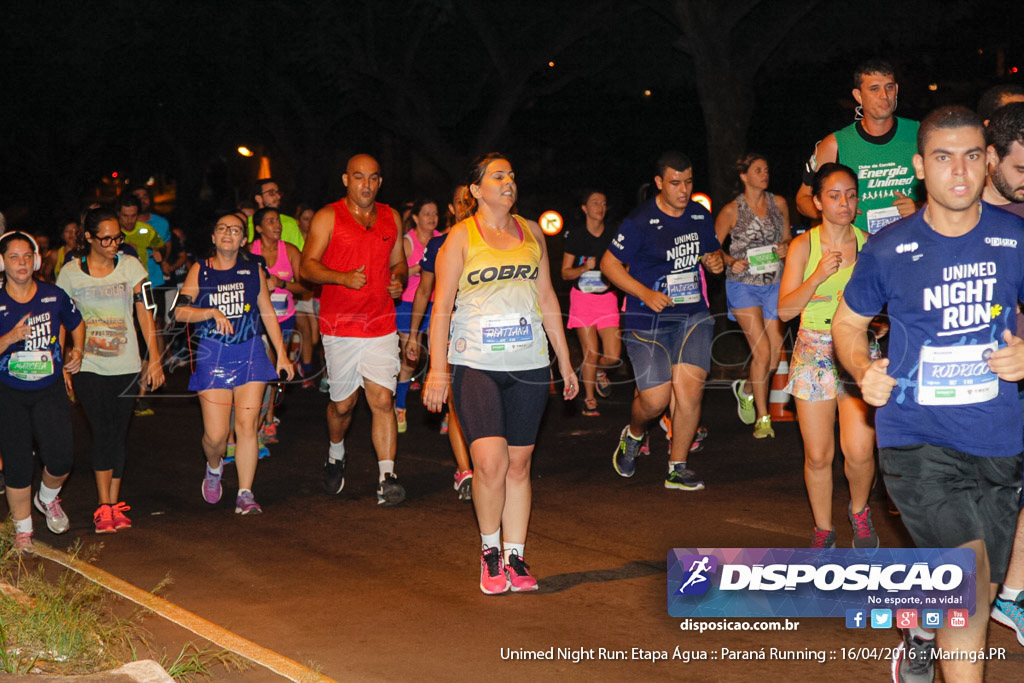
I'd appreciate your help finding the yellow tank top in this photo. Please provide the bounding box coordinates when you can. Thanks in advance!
[800,226,866,331]
[448,215,549,371]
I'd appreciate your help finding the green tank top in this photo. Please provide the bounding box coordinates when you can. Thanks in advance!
[800,226,867,332]
[833,117,920,234]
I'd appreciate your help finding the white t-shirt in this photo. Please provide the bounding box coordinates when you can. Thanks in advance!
[57,255,148,376]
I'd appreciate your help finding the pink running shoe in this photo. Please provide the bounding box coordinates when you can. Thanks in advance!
[111,502,132,530]
[235,490,263,515]
[454,470,473,501]
[94,504,116,534]
[480,547,509,595]
[14,531,34,555]
[202,464,223,504]
[505,550,538,592]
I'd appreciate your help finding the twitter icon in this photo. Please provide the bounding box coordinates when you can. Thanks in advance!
[870,609,892,629]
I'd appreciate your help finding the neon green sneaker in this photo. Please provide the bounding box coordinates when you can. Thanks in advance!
[731,379,756,425]
[753,415,775,439]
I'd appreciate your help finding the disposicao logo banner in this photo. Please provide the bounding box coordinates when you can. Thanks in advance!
[667,548,976,618]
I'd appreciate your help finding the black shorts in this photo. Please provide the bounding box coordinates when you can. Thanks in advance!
[880,443,1022,584]
[451,365,549,447]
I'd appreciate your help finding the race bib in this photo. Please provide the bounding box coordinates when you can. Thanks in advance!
[481,314,534,352]
[577,270,608,294]
[746,245,780,275]
[270,292,289,316]
[9,350,54,382]
[666,272,701,305]
[917,342,998,406]
[866,206,902,235]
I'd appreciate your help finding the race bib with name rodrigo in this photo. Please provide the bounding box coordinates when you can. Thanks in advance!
[917,342,998,406]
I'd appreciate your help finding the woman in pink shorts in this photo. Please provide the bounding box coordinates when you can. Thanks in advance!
[561,190,620,416]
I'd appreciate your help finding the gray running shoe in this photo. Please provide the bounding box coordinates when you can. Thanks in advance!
[849,503,879,548]
[664,463,705,491]
[323,457,346,495]
[613,426,644,477]
[891,629,935,683]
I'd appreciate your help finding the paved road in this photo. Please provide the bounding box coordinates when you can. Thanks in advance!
[27,362,1024,681]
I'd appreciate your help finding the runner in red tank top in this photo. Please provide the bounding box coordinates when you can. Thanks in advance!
[300,154,408,506]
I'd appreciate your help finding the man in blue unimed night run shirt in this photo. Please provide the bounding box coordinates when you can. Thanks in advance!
[834,106,1024,683]
[600,151,724,492]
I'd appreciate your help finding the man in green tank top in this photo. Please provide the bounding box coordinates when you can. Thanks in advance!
[796,59,922,235]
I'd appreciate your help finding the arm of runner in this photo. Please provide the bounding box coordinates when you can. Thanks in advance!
[892,191,917,218]
[388,208,408,298]
[776,194,793,258]
[560,251,591,281]
[423,225,467,412]
[530,220,578,400]
[134,280,165,391]
[987,328,1024,382]
[0,313,32,355]
[700,249,725,274]
[283,243,310,297]
[404,270,434,364]
[64,321,85,374]
[172,263,234,335]
[796,135,837,220]
[832,300,895,406]
[778,232,840,321]
[255,265,295,380]
[714,201,745,272]
[600,250,672,313]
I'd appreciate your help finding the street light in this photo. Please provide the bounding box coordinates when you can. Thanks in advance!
[237,146,254,157]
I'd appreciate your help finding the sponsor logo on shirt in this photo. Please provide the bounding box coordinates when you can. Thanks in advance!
[895,242,919,254]
[984,237,1018,248]
[41,296,57,303]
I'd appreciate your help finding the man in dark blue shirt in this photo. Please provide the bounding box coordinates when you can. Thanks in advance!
[834,106,1024,682]
[601,151,723,491]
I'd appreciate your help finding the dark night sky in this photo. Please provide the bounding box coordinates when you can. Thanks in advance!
[2,0,1023,238]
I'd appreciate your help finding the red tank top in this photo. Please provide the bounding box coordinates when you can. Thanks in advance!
[318,200,398,337]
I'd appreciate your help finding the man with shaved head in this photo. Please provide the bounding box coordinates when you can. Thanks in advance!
[300,154,408,506]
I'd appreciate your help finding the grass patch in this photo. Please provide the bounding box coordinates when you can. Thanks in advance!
[0,523,246,679]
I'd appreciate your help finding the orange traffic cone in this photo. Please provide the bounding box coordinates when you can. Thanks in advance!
[769,348,796,422]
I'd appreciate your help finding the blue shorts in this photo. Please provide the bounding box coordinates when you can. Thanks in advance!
[395,299,432,335]
[624,314,713,391]
[188,335,278,392]
[726,280,780,321]
[279,315,296,344]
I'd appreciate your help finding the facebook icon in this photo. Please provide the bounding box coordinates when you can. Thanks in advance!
[846,609,866,629]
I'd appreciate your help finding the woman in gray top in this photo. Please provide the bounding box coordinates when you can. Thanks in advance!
[714,153,791,438]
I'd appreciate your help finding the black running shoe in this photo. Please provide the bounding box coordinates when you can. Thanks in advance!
[323,457,346,495]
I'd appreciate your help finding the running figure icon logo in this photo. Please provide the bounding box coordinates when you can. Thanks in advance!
[677,555,718,595]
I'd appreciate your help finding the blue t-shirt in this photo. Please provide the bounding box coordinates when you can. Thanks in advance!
[193,257,265,344]
[144,213,171,287]
[843,203,1024,457]
[420,233,449,274]
[605,198,720,331]
[0,282,83,390]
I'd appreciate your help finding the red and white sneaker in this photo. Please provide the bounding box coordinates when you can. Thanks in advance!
[110,502,132,530]
[454,470,473,501]
[505,550,538,592]
[94,504,116,534]
[480,547,509,595]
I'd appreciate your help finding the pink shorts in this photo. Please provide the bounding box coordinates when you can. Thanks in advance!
[567,288,620,330]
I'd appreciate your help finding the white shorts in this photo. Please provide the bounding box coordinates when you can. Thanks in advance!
[294,298,315,314]
[323,333,400,401]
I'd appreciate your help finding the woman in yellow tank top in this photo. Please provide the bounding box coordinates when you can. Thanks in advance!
[779,163,877,551]
[424,153,578,595]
